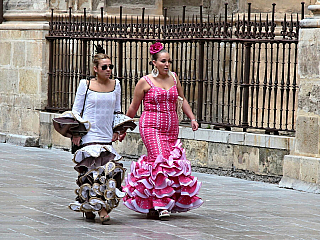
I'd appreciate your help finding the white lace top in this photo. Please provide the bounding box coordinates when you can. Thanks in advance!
[72,79,121,144]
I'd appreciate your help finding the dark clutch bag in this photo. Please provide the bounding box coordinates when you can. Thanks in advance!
[52,116,88,138]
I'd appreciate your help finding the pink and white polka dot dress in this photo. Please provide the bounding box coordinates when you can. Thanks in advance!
[123,74,203,213]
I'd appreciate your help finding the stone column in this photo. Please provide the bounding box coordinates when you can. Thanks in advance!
[0,1,50,141]
[279,2,320,193]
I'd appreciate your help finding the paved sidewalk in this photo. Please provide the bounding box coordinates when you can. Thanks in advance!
[0,143,320,240]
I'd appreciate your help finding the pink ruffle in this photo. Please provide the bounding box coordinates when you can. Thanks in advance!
[123,140,203,213]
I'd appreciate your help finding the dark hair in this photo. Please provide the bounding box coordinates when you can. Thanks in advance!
[95,44,105,54]
[151,49,168,61]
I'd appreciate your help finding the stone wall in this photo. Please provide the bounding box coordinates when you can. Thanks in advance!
[162,0,307,18]
[4,0,47,11]
[245,0,306,14]
[163,0,239,17]
[279,3,320,193]
[49,0,103,12]
[2,0,308,16]
[289,28,320,158]
[106,0,163,15]
[0,23,49,137]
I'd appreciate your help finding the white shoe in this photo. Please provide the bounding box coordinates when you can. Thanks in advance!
[159,210,170,220]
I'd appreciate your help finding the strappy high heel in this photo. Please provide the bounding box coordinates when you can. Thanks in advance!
[99,208,110,225]
[99,214,110,224]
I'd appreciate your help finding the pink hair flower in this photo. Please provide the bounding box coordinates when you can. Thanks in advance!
[150,42,163,54]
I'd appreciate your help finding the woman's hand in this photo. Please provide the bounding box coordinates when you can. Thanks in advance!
[191,120,199,131]
[72,136,81,146]
[118,132,126,142]
[112,132,119,142]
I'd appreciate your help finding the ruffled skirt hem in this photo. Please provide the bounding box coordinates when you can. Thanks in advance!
[123,140,203,213]
[69,144,126,213]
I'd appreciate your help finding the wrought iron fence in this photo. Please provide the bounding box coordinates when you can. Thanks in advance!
[46,3,304,134]
[0,0,3,24]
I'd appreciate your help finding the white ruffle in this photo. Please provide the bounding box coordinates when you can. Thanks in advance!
[174,198,204,212]
[62,110,92,131]
[113,113,136,129]
[73,144,122,163]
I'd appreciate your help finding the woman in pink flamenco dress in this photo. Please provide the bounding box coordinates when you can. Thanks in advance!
[121,42,203,220]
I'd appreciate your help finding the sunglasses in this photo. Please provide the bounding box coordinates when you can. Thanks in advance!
[101,64,114,70]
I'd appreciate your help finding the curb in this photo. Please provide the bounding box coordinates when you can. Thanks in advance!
[0,132,39,147]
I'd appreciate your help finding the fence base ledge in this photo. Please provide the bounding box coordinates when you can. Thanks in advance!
[38,111,294,178]
[0,21,49,30]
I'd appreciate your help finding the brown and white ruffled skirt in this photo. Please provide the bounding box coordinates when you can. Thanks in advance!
[68,144,126,214]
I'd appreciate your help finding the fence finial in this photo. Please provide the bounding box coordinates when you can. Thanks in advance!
[101,7,104,25]
[200,5,203,25]
[0,0,3,24]
[182,6,186,23]
[301,2,305,20]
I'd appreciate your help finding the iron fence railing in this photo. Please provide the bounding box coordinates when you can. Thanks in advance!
[0,0,3,24]
[46,2,305,134]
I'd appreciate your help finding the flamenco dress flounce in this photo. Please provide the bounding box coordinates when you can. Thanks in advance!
[123,140,203,213]
[68,144,126,214]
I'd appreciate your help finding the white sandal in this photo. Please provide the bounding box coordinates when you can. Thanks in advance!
[159,210,170,220]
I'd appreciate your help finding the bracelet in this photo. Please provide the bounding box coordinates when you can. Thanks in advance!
[191,119,197,122]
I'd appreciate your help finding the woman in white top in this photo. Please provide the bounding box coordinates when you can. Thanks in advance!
[68,51,126,224]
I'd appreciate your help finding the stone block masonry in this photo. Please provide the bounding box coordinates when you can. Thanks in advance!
[0,22,49,137]
[279,2,320,193]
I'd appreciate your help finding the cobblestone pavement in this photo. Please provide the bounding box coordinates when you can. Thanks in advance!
[0,143,320,240]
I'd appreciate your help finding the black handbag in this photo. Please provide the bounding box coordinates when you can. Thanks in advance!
[53,80,91,153]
